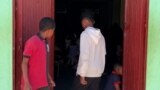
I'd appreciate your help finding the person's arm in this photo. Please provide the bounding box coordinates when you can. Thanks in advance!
[114,84,121,90]
[80,77,87,85]
[78,33,90,85]
[114,78,121,90]
[22,57,32,90]
[22,40,34,90]
[113,75,121,90]
[48,74,56,87]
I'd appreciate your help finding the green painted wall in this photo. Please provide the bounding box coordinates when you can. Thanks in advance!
[0,0,13,90]
[146,0,160,90]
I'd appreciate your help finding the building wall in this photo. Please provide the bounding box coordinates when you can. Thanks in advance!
[146,0,160,89]
[0,0,13,90]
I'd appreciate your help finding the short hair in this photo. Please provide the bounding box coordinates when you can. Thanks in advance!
[81,9,95,23]
[113,63,122,70]
[39,17,55,31]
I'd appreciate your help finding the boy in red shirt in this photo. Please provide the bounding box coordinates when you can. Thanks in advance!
[21,17,56,90]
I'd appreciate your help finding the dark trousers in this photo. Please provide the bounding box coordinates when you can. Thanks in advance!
[72,76,101,90]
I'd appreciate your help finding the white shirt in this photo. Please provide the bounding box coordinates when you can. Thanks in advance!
[76,27,106,77]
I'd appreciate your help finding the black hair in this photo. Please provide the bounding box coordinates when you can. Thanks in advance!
[113,63,122,70]
[39,17,55,31]
[81,9,95,23]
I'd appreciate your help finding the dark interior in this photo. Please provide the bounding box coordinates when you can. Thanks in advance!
[54,0,123,90]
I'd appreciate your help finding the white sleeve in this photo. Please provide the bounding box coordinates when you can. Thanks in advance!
[77,33,90,77]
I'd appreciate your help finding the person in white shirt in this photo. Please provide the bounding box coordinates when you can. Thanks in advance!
[72,10,106,90]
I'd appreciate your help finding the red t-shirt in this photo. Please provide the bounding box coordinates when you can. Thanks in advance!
[21,34,49,90]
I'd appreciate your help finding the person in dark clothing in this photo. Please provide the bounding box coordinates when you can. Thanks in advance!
[104,64,122,90]
[106,23,123,74]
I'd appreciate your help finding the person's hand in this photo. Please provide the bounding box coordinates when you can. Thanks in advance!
[49,79,56,87]
[24,81,32,90]
[80,76,87,85]
[48,74,56,88]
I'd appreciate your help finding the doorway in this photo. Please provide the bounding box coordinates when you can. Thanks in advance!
[13,0,148,89]
[13,0,149,90]
[54,0,124,90]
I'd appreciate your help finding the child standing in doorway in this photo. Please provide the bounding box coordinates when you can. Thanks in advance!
[21,17,56,90]
[104,64,122,90]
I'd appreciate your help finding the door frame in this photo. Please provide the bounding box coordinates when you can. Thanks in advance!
[123,0,149,89]
[13,0,149,89]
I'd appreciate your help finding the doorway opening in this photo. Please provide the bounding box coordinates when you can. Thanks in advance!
[54,0,124,90]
